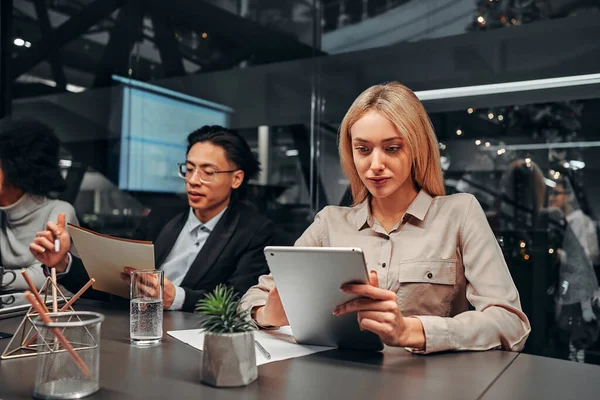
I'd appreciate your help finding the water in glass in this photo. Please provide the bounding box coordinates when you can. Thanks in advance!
[130,297,163,345]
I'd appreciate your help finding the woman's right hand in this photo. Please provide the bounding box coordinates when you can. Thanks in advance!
[29,213,72,272]
[255,286,289,327]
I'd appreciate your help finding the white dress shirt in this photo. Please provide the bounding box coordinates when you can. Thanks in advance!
[566,209,600,265]
[161,207,227,310]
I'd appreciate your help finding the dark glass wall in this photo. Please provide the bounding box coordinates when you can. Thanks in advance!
[4,0,600,363]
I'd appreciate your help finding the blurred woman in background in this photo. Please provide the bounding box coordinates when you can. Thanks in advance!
[0,118,78,291]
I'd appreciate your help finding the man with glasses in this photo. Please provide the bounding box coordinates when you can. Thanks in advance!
[30,126,275,312]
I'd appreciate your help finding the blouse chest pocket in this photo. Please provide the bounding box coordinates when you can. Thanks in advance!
[396,259,457,317]
[398,259,456,285]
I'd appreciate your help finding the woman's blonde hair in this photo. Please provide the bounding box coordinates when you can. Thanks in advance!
[339,82,445,204]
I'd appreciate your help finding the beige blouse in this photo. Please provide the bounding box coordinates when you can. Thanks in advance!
[241,191,531,354]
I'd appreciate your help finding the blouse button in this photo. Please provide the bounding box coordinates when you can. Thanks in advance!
[426,272,433,279]
[382,263,387,268]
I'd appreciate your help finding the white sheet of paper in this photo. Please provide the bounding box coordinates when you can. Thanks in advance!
[68,224,155,298]
[167,326,335,365]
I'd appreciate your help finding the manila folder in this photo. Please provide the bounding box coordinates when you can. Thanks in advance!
[68,224,155,298]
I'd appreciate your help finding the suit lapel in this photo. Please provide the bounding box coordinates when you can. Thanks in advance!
[154,212,187,267]
[180,203,240,288]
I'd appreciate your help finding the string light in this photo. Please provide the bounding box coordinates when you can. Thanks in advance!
[488,112,494,119]
[485,142,491,147]
[497,148,506,155]
[467,108,474,114]
[519,241,526,248]
[475,140,481,145]
[201,32,208,39]
[549,248,554,254]
[524,254,530,260]
[456,129,463,136]
[497,115,504,121]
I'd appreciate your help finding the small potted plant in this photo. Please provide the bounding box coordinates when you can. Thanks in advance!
[195,284,257,387]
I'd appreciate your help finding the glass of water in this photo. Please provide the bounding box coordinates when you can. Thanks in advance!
[130,270,164,346]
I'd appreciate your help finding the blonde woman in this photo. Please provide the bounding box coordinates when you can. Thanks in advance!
[240,82,531,353]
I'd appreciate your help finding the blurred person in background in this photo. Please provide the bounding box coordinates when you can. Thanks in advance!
[0,118,77,291]
[549,178,600,363]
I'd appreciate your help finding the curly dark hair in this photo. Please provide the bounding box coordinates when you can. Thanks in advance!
[0,118,67,196]
[186,125,260,199]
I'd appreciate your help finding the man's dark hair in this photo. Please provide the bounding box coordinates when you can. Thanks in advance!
[0,118,67,196]
[187,125,260,199]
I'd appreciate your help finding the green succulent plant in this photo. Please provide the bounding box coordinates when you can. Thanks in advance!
[195,284,255,333]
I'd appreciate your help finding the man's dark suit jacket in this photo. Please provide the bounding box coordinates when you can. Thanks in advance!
[61,200,274,312]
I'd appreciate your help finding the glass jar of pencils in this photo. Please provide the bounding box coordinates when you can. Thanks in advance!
[31,311,105,399]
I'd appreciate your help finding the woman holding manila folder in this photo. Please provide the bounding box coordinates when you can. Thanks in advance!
[241,82,531,354]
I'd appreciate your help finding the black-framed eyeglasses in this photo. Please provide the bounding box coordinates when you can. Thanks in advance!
[177,163,238,183]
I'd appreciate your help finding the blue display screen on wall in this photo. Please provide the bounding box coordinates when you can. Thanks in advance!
[115,75,233,193]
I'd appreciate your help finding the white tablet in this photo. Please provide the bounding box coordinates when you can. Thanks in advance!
[264,246,383,351]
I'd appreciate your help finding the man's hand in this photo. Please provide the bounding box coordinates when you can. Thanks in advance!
[333,270,425,348]
[121,267,176,309]
[29,213,71,272]
[255,286,289,327]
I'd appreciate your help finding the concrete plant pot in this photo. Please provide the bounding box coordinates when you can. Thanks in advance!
[200,331,257,387]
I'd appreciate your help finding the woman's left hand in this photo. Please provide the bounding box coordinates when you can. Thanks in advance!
[333,270,425,348]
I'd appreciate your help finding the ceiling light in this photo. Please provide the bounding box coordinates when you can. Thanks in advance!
[481,141,600,151]
[545,179,557,188]
[414,73,600,101]
[569,160,585,170]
